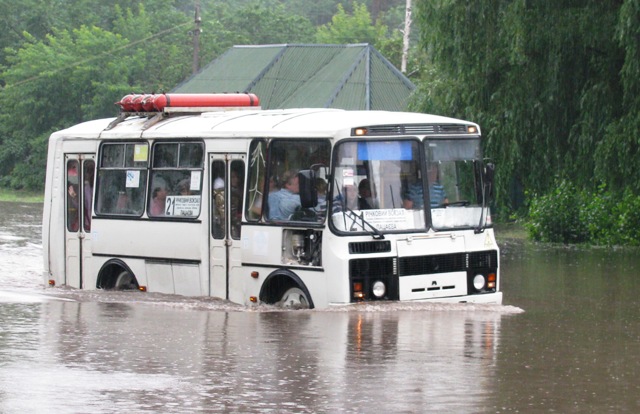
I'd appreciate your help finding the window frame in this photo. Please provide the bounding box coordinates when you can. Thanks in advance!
[95,141,149,218]
[148,140,205,219]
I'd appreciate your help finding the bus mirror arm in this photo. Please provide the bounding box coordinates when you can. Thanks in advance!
[484,162,495,201]
[475,162,495,234]
[474,184,487,234]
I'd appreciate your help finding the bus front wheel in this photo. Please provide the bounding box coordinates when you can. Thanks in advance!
[277,287,311,309]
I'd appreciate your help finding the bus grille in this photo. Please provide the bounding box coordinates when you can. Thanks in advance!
[350,257,396,278]
[349,240,391,254]
[399,250,498,276]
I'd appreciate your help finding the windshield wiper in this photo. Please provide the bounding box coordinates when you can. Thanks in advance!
[334,182,385,240]
[343,207,385,240]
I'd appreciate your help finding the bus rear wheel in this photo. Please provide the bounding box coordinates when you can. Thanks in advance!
[277,287,310,309]
[114,269,138,290]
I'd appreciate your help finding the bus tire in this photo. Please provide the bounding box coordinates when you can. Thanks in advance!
[97,260,139,291]
[260,270,314,309]
[114,269,138,290]
[277,287,310,309]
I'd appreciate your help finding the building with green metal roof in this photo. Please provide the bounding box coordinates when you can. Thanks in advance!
[172,44,415,111]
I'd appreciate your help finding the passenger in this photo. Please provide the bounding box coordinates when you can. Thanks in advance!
[177,178,191,195]
[67,164,80,231]
[149,177,168,216]
[212,177,225,238]
[268,170,301,220]
[402,180,424,209]
[427,164,447,207]
[403,166,447,209]
[358,178,375,210]
[67,183,80,231]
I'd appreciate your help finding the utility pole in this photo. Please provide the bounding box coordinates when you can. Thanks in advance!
[401,0,412,74]
[192,2,202,75]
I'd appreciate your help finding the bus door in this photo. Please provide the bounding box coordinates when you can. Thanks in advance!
[64,154,96,288]
[209,154,245,299]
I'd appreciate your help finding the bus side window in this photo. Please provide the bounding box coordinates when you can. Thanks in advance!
[265,139,330,223]
[95,142,148,216]
[148,141,203,218]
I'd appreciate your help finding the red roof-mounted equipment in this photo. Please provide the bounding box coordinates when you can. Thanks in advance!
[107,93,261,131]
[115,93,260,113]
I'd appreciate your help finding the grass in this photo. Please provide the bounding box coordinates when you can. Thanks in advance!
[0,189,44,203]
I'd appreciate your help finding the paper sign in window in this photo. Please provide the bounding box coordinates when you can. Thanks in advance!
[190,171,201,191]
[126,170,140,188]
[134,145,148,162]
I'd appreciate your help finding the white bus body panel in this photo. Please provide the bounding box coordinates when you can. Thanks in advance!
[43,108,500,307]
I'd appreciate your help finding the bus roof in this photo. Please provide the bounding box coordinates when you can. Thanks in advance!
[51,108,481,140]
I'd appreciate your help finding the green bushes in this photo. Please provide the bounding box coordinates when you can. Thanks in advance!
[526,180,640,246]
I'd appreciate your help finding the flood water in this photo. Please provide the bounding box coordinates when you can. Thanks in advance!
[1,201,638,413]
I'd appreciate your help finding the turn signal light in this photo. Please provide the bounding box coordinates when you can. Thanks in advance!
[48,279,55,287]
[353,282,364,299]
[487,273,496,289]
[249,296,258,303]
[251,271,259,279]
[138,286,147,292]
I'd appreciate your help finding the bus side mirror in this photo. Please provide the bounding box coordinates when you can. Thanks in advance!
[298,170,317,208]
[484,162,495,201]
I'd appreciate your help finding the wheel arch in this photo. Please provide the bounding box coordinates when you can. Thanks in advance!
[259,269,315,309]
[97,259,138,290]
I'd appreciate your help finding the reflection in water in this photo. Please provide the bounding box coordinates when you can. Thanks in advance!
[2,202,640,412]
[0,300,508,413]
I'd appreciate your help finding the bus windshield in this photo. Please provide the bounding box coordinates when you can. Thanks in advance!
[330,138,488,234]
[426,138,488,231]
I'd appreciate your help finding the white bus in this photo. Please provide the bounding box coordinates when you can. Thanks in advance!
[42,93,502,308]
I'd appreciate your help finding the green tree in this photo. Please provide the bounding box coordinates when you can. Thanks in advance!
[0,5,193,190]
[315,2,403,68]
[595,0,640,193]
[316,2,388,45]
[413,0,628,213]
[222,1,315,45]
[0,27,135,189]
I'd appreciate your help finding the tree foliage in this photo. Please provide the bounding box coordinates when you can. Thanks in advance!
[0,0,321,190]
[0,4,195,189]
[315,1,404,68]
[412,0,639,215]
[316,2,388,45]
[222,1,315,45]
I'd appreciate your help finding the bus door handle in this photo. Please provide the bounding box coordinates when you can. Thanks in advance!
[224,239,232,246]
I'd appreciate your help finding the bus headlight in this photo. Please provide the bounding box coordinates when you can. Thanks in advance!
[372,281,386,298]
[473,274,486,291]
